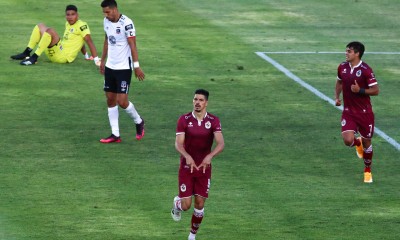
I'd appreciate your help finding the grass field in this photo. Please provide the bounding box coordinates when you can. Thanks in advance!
[1,0,400,239]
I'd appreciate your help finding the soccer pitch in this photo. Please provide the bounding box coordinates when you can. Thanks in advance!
[256,51,400,151]
[1,0,400,239]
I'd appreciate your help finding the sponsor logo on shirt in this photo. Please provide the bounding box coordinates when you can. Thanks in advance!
[80,25,88,31]
[108,35,117,45]
[125,24,133,31]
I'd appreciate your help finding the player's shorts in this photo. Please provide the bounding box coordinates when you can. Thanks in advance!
[178,164,211,199]
[103,67,132,94]
[44,41,69,63]
[341,111,375,139]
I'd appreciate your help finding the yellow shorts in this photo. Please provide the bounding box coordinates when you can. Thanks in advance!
[44,41,68,63]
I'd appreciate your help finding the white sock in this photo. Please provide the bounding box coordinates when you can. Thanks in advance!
[188,232,196,240]
[174,196,182,211]
[124,101,142,124]
[193,208,204,217]
[108,106,119,137]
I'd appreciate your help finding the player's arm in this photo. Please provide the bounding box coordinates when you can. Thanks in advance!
[335,79,343,106]
[198,132,225,173]
[351,81,380,96]
[99,34,108,75]
[366,84,379,96]
[175,133,196,173]
[83,34,100,65]
[127,36,145,81]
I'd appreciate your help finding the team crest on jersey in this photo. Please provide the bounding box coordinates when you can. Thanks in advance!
[188,122,193,127]
[180,184,186,192]
[116,28,121,34]
[342,69,347,74]
[205,121,211,129]
[69,28,74,33]
[356,70,362,77]
[341,119,346,127]
[121,81,127,91]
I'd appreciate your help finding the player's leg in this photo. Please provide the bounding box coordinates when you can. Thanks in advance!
[188,196,206,240]
[11,23,44,60]
[341,112,363,157]
[115,69,145,140]
[188,172,210,240]
[171,166,193,221]
[100,68,121,143]
[20,25,60,65]
[359,113,375,183]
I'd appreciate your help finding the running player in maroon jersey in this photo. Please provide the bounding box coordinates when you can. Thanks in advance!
[171,89,225,240]
[335,41,379,183]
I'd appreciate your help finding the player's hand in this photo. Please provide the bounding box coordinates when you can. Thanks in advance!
[351,80,360,93]
[93,57,101,67]
[198,155,212,174]
[185,156,196,173]
[84,53,94,60]
[99,60,106,75]
[134,68,145,81]
[335,98,341,106]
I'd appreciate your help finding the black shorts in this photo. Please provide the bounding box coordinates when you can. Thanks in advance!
[103,67,132,94]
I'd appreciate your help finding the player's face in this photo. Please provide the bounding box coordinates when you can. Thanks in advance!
[193,94,208,113]
[345,47,359,62]
[103,7,119,22]
[65,10,78,25]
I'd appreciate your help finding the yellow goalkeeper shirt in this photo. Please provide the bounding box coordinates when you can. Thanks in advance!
[62,20,91,62]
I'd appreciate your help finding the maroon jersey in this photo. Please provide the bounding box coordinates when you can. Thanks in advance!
[176,112,222,166]
[337,61,378,113]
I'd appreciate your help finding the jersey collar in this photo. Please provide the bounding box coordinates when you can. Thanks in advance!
[192,111,208,121]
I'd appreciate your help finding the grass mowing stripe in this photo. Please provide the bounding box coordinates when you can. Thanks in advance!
[255,51,400,151]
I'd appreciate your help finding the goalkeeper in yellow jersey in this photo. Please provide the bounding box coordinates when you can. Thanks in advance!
[11,5,100,66]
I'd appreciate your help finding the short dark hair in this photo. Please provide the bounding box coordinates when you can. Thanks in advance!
[65,5,78,12]
[347,41,365,59]
[101,0,118,8]
[195,89,209,100]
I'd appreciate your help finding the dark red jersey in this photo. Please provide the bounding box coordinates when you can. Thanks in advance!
[337,61,378,113]
[176,112,222,166]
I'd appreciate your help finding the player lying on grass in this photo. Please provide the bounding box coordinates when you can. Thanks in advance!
[10,5,100,66]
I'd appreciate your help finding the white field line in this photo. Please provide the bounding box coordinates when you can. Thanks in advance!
[255,51,400,151]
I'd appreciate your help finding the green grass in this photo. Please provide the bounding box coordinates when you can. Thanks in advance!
[1,0,400,239]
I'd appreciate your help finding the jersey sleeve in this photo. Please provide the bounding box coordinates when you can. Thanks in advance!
[176,116,186,135]
[337,64,342,81]
[213,117,222,133]
[365,67,378,87]
[124,19,136,38]
[79,21,91,38]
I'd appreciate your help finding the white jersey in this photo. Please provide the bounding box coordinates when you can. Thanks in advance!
[103,14,136,70]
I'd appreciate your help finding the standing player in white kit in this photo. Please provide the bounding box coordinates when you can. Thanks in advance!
[99,0,146,143]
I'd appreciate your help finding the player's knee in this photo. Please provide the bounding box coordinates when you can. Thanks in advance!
[117,100,129,109]
[343,138,353,146]
[180,199,192,211]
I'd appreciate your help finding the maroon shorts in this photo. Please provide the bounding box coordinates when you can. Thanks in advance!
[178,164,211,199]
[341,111,375,139]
